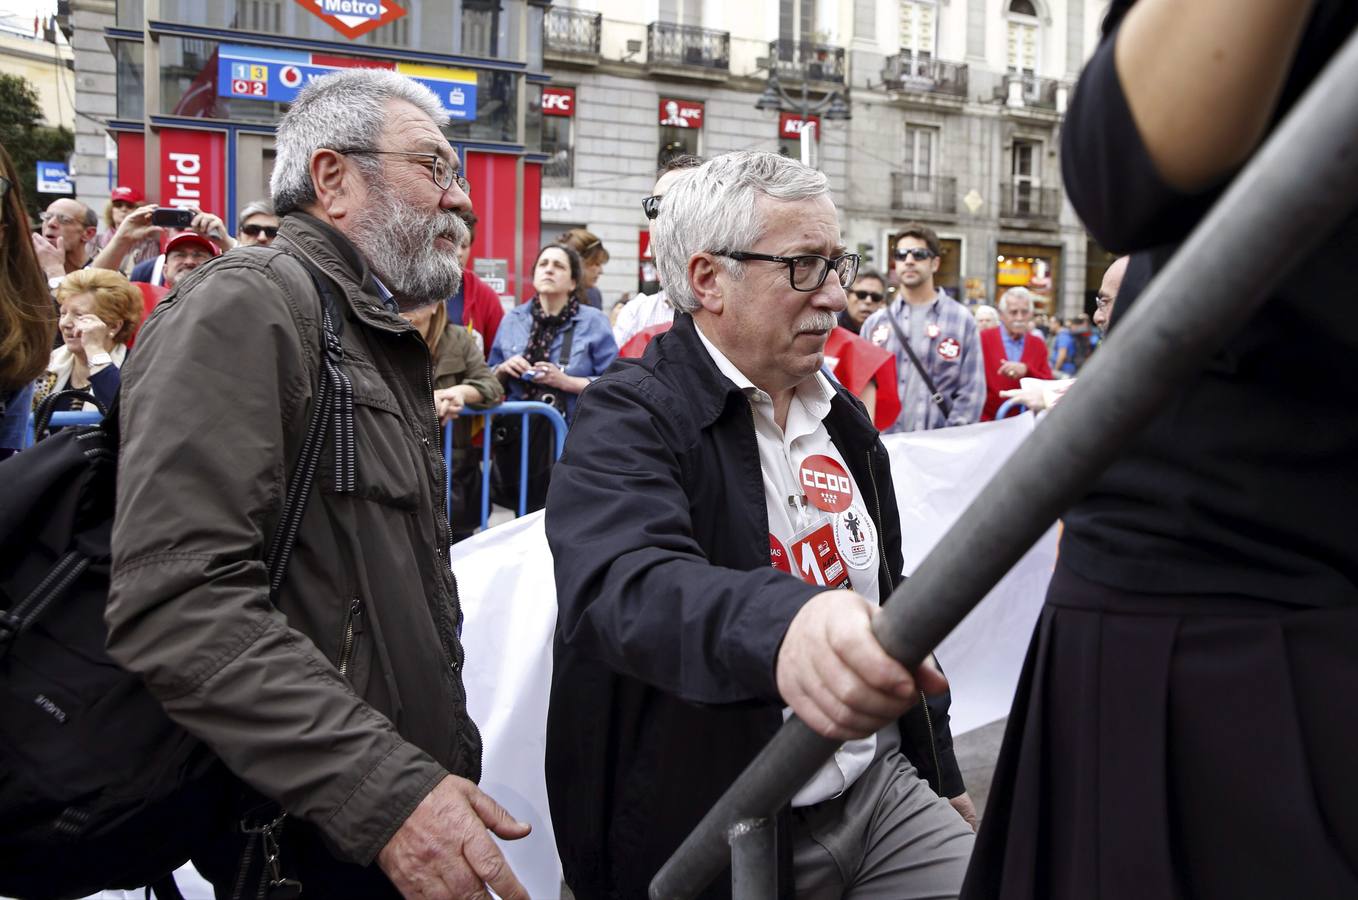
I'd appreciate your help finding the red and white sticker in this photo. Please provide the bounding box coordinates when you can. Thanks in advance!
[799,454,853,513]
[937,337,961,360]
[834,505,878,571]
[769,533,792,573]
[870,323,891,346]
[789,520,851,589]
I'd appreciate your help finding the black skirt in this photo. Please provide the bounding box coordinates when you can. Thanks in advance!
[962,562,1358,900]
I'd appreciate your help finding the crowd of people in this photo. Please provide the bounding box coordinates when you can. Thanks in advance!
[1,0,1354,896]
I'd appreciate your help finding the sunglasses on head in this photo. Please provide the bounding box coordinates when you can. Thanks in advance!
[642,195,662,219]
[241,223,279,238]
[895,247,936,261]
[851,289,884,303]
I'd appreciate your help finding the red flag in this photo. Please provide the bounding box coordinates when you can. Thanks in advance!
[619,322,673,359]
[825,327,900,431]
[172,48,221,118]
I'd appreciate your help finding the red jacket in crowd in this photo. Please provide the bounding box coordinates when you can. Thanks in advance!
[459,269,504,358]
[980,326,1053,420]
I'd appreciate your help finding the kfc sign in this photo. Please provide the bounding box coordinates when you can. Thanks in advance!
[779,112,820,141]
[658,98,704,129]
[543,86,575,117]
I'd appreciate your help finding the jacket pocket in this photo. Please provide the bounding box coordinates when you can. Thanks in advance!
[329,363,422,509]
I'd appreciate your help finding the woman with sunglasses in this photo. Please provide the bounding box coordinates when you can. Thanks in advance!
[0,144,58,458]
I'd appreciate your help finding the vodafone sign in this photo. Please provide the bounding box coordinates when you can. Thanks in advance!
[779,112,820,140]
[658,97,704,129]
[543,86,575,117]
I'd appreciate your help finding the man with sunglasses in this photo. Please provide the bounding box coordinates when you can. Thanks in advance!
[545,150,975,900]
[840,268,886,335]
[612,153,704,353]
[862,225,985,432]
[236,199,280,247]
[107,69,529,899]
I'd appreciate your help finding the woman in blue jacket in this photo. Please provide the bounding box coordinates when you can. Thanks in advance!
[488,243,617,510]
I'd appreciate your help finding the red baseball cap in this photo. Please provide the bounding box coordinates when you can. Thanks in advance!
[164,231,220,258]
[110,185,143,204]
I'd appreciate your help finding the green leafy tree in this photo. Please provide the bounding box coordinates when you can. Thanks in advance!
[0,73,76,223]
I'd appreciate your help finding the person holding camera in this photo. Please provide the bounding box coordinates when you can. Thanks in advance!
[93,205,233,286]
[488,243,617,511]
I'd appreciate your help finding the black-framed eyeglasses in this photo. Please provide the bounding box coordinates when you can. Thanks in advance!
[894,247,936,261]
[716,250,860,292]
[241,223,279,238]
[39,210,80,227]
[851,288,884,303]
[333,148,469,194]
[642,195,662,219]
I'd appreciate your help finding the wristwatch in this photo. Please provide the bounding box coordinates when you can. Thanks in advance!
[88,351,114,368]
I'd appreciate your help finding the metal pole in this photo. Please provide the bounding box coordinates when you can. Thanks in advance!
[650,28,1358,900]
[728,818,777,900]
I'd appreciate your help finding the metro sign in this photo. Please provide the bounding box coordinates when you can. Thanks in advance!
[543,86,575,117]
[292,0,406,40]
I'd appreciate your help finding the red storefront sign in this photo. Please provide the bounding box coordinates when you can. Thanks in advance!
[658,98,704,129]
[779,112,821,141]
[159,128,227,218]
[542,86,575,117]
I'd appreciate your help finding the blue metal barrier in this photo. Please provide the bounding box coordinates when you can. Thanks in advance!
[442,401,568,528]
[24,410,104,446]
[25,402,569,532]
[995,398,1029,420]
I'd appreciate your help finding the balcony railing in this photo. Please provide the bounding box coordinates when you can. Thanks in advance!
[543,7,601,61]
[1000,182,1061,222]
[999,72,1062,110]
[647,22,730,73]
[542,145,572,185]
[881,55,968,99]
[769,39,846,84]
[891,174,958,215]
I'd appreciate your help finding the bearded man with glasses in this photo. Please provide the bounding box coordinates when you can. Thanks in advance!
[862,224,985,432]
[107,68,530,899]
[544,150,977,900]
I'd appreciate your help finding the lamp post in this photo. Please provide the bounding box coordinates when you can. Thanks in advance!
[755,68,851,168]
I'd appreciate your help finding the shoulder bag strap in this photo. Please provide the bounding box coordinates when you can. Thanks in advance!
[883,305,953,420]
[557,319,577,372]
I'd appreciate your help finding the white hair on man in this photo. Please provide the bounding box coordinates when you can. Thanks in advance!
[271,68,448,215]
[998,287,1037,312]
[653,150,830,313]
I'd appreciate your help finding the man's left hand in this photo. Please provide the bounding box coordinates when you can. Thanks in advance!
[190,208,235,251]
[997,361,1028,380]
[949,792,979,831]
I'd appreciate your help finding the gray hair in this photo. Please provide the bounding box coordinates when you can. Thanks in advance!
[80,203,97,228]
[238,198,275,223]
[974,303,998,321]
[652,150,830,314]
[998,287,1037,312]
[271,69,448,216]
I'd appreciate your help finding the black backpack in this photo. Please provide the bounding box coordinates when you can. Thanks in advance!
[0,270,353,900]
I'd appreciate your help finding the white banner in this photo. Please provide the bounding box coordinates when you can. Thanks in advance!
[450,414,1055,890]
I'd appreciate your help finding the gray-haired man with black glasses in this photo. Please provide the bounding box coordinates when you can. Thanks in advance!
[546,150,975,900]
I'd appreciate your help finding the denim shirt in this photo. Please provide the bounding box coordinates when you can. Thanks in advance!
[0,382,35,454]
[488,300,618,423]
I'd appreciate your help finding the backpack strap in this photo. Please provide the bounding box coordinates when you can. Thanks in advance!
[883,306,954,420]
[262,262,356,596]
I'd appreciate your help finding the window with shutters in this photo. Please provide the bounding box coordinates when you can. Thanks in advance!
[1005,0,1039,76]
[1011,138,1041,214]
[902,124,938,191]
[899,0,936,74]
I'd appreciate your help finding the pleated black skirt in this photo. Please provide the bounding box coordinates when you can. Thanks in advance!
[961,562,1358,900]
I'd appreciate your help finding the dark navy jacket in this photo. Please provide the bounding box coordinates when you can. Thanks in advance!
[544,313,963,900]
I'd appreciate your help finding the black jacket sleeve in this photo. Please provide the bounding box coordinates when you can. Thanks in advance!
[544,373,822,705]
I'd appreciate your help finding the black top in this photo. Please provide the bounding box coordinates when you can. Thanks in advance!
[1059,1,1358,607]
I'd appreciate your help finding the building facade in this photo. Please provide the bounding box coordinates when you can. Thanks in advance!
[64,0,553,302]
[540,0,1111,316]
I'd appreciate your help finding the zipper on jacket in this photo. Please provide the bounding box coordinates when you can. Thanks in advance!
[866,449,943,795]
[337,597,364,678]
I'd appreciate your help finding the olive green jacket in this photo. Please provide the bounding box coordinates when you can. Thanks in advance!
[107,212,481,865]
